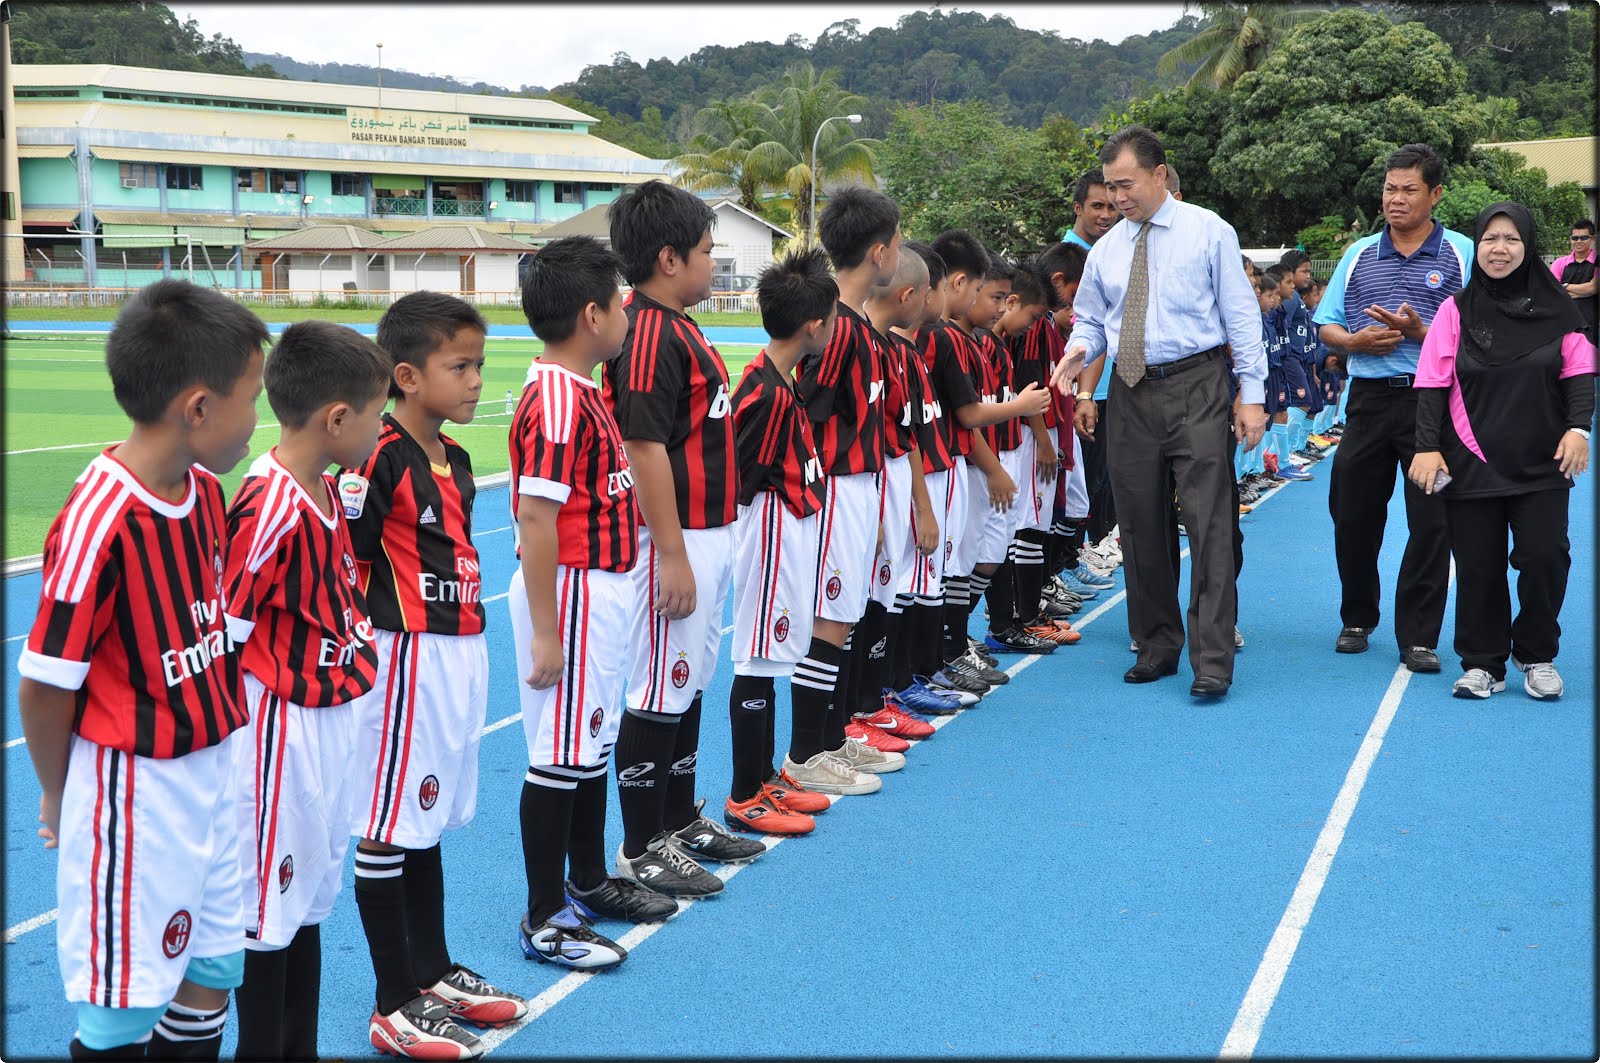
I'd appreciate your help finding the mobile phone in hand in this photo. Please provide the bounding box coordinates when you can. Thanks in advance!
[1432,470,1451,492]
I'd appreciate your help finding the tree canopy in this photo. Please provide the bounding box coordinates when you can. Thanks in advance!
[9,1,278,77]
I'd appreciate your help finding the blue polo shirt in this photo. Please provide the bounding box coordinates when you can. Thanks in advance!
[1312,220,1474,378]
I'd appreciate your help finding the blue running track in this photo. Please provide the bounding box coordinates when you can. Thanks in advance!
[3,454,1593,1058]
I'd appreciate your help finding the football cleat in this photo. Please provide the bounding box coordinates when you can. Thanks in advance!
[670,799,767,863]
[425,965,527,1028]
[844,719,911,753]
[565,874,680,924]
[723,790,815,835]
[519,905,626,970]
[370,993,484,1060]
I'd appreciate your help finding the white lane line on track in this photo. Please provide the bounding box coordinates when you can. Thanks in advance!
[480,558,1138,1054]
[3,909,58,944]
[1220,555,1455,1059]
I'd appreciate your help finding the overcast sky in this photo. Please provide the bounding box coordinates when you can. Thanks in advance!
[179,4,1190,92]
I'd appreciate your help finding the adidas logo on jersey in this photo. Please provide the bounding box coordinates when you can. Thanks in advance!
[419,505,438,525]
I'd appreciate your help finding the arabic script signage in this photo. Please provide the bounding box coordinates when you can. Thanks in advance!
[348,109,470,148]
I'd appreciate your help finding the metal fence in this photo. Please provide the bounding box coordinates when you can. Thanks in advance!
[4,286,762,314]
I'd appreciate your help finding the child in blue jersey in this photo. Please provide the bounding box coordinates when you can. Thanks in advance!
[1261,268,1312,482]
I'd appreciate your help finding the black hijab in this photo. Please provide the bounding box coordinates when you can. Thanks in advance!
[1454,201,1587,364]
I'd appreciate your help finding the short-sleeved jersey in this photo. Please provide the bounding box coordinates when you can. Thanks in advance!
[600,290,737,530]
[516,360,639,573]
[1262,310,1285,369]
[1281,291,1314,361]
[1010,316,1059,430]
[892,330,954,474]
[973,327,1022,453]
[916,320,981,457]
[731,350,825,518]
[342,415,484,636]
[1313,221,1474,378]
[224,451,379,710]
[797,301,886,476]
[876,318,918,459]
[20,452,246,759]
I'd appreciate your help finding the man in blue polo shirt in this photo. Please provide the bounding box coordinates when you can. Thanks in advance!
[1314,143,1474,672]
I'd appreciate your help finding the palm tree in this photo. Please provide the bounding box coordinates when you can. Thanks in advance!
[672,99,768,213]
[1157,3,1323,90]
[1475,96,1537,143]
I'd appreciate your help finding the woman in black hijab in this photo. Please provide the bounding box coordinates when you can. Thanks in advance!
[1407,201,1596,701]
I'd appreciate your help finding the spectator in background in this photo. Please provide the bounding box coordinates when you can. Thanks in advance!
[1550,218,1597,343]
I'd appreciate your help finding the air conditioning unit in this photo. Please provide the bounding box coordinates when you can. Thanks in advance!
[121,179,139,189]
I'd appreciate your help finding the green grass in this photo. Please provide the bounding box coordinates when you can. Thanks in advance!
[3,334,760,558]
[6,305,765,327]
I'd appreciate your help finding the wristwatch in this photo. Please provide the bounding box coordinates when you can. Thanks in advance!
[1075,392,1093,402]
[1569,427,1591,440]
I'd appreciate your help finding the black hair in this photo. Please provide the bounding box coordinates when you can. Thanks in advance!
[1384,143,1445,189]
[1308,276,1328,292]
[1255,273,1279,295]
[1241,253,1258,275]
[1573,219,1597,235]
[265,321,391,429]
[607,179,716,286]
[1008,257,1054,310]
[104,279,269,424]
[818,186,901,271]
[758,247,839,340]
[1262,266,1287,288]
[1278,249,1311,272]
[904,239,947,288]
[984,251,1015,283]
[376,291,488,399]
[1072,168,1107,207]
[519,236,625,345]
[929,230,988,285]
[1099,124,1166,171]
[1164,162,1181,194]
[1037,240,1088,289]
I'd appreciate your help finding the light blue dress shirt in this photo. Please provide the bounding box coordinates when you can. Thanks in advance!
[1066,193,1267,406]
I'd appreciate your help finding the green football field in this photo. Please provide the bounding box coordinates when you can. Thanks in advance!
[3,334,761,559]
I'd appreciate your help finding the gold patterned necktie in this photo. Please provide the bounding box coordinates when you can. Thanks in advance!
[1116,221,1153,388]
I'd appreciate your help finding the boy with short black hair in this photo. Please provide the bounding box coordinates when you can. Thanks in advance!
[20,279,266,1061]
[1261,267,1312,482]
[342,292,527,1058]
[800,185,911,772]
[510,236,678,974]
[223,321,392,1059]
[727,248,881,818]
[602,181,766,897]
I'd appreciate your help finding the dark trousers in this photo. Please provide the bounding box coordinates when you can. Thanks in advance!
[1084,397,1116,542]
[1107,356,1237,679]
[1446,489,1570,679]
[1328,379,1450,649]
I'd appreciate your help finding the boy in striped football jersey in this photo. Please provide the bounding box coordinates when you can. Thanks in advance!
[511,236,676,972]
[601,182,765,899]
[727,248,877,832]
[223,322,391,1059]
[20,280,265,1060]
[342,293,526,1058]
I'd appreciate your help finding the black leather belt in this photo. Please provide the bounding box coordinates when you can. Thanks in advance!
[1354,374,1417,388]
[1143,345,1225,381]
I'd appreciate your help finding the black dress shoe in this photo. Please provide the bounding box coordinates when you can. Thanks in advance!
[1190,675,1231,698]
[1400,646,1440,673]
[1124,660,1179,683]
[1335,626,1370,653]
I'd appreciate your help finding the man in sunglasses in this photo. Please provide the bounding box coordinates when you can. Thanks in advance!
[1551,219,1597,343]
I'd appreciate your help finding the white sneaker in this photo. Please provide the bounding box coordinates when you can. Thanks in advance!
[1512,657,1563,700]
[781,751,881,795]
[1234,627,1245,649]
[1452,669,1505,699]
[831,736,905,774]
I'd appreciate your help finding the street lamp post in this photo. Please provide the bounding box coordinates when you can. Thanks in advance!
[809,113,862,246]
[376,43,384,109]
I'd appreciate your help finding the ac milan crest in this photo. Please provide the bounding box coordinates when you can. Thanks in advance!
[878,563,892,586]
[342,552,359,586]
[589,708,604,737]
[419,774,440,810]
[825,575,842,600]
[773,615,790,642]
[278,855,294,893]
[671,658,691,689]
[162,910,192,958]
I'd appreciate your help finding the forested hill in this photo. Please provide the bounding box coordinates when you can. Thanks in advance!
[241,52,540,98]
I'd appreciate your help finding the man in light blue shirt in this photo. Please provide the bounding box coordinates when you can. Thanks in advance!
[1051,126,1266,697]
[1060,167,1120,551]
[1313,142,1473,672]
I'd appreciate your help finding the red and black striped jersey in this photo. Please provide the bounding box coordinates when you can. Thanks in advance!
[797,301,886,476]
[731,350,825,518]
[20,451,246,759]
[891,331,955,474]
[1010,316,1061,430]
[974,327,1022,453]
[341,415,484,636]
[877,319,917,459]
[515,360,639,573]
[600,291,737,530]
[224,451,379,709]
[1048,314,1076,426]
[916,320,981,457]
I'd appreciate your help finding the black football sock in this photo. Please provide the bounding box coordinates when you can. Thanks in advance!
[964,569,994,640]
[402,844,450,989]
[984,559,1016,634]
[789,637,841,764]
[852,601,891,712]
[69,1039,146,1060]
[728,674,774,802]
[353,846,414,1016]
[567,767,610,892]
[148,1000,228,1060]
[1064,517,1089,572]
[232,947,288,1060]
[762,680,779,783]
[1014,529,1048,622]
[520,771,577,926]
[278,923,321,1061]
[942,577,970,662]
[1049,517,1074,577]
[913,599,945,675]
[888,600,915,690]
[824,633,854,751]
[613,708,677,859]
[662,693,704,833]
